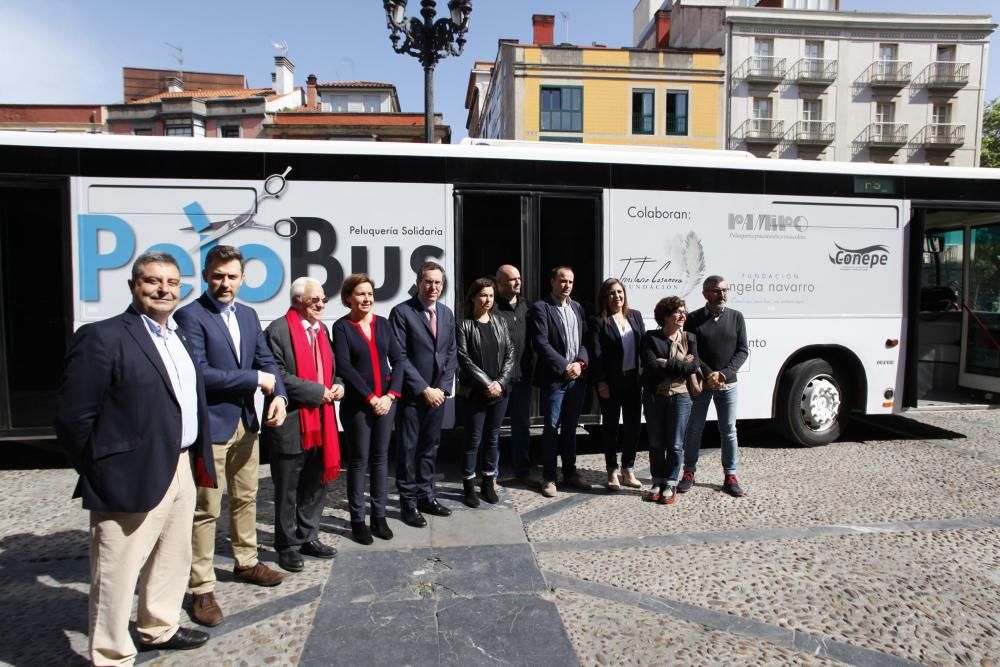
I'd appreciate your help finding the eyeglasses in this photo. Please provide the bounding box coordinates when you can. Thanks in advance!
[708,288,729,294]
[303,296,329,305]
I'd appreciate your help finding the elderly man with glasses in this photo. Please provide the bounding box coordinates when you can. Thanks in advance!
[678,275,749,498]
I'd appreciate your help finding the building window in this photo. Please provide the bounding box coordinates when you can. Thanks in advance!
[540,86,583,132]
[539,136,583,143]
[363,95,382,112]
[804,40,824,75]
[878,43,899,79]
[132,128,152,136]
[329,94,349,112]
[220,125,240,138]
[666,90,688,135]
[165,124,193,137]
[631,90,654,134]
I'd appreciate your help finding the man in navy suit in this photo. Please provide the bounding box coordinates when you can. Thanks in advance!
[389,261,458,527]
[174,245,288,628]
[530,266,592,498]
[56,251,216,664]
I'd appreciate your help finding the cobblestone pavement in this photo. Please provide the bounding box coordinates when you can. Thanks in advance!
[1,408,998,666]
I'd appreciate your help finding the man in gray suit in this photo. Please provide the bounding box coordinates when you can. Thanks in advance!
[263,277,344,573]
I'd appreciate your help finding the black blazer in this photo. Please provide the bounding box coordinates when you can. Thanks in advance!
[388,296,458,400]
[262,317,342,455]
[587,309,646,385]
[332,314,405,412]
[639,329,701,394]
[529,294,590,388]
[456,314,515,401]
[54,307,216,513]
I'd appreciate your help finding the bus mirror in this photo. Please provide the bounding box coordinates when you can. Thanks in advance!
[924,235,944,254]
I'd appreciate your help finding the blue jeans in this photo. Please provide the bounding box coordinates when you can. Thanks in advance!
[683,384,739,475]
[505,381,533,478]
[461,395,510,479]
[643,392,691,485]
[540,379,587,482]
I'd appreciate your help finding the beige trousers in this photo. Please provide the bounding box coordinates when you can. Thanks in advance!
[189,421,260,593]
[89,452,195,666]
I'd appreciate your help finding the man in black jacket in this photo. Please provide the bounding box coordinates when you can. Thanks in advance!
[495,264,538,487]
[679,275,749,497]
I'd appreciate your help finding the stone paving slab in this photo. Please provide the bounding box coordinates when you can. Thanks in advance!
[302,544,573,666]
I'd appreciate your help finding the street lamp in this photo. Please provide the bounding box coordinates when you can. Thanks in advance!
[383,0,472,143]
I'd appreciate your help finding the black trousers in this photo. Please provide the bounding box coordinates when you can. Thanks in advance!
[599,370,642,472]
[271,446,326,552]
[395,398,446,509]
[343,402,396,523]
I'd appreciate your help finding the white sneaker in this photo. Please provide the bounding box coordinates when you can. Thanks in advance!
[541,481,557,498]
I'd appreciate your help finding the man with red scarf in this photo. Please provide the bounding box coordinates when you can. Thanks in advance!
[263,277,343,574]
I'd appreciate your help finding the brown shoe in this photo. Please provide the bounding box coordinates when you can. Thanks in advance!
[191,591,224,627]
[233,561,285,587]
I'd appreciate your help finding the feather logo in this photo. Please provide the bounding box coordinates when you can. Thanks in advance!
[678,232,705,298]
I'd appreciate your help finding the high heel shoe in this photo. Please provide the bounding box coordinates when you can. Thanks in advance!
[370,516,394,541]
[351,521,373,545]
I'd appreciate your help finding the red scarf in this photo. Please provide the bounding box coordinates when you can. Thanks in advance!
[284,308,340,482]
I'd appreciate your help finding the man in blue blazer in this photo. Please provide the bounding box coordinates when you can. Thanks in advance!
[55,251,217,664]
[530,266,592,498]
[174,245,288,627]
[389,261,457,527]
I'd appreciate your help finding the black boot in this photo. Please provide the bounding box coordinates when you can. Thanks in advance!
[371,516,394,541]
[351,521,373,545]
[480,476,499,504]
[462,478,480,508]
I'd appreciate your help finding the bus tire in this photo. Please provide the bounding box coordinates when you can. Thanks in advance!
[777,358,847,446]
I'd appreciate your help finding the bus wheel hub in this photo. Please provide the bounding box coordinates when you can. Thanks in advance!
[801,378,840,431]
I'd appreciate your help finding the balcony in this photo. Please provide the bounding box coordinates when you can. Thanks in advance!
[917,123,966,148]
[861,123,908,148]
[922,62,970,90]
[791,120,835,145]
[865,60,912,88]
[733,118,784,146]
[793,58,837,86]
[735,56,786,84]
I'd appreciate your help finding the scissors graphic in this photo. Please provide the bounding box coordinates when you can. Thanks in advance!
[186,166,297,252]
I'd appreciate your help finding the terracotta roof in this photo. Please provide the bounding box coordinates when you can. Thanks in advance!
[129,87,273,104]
[314,81,395,89]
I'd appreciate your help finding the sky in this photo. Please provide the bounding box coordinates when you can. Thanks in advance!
[1,0,997,142]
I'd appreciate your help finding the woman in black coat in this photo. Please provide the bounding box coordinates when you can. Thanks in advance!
[456,277,515,508]
[588,278,645,491]
[640,296,701,505]
[331,273,405,545]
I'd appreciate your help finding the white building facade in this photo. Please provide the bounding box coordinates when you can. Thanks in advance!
[725,8,995,166]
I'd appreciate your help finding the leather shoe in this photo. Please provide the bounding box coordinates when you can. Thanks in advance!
[233,562,284,587]
[140,626,209,652]
[300,540,337,559]
[278,549,304,573]
[190,591,224,627]
[417,498,452,517]
[351,521,374,545]
[401,506,427,528]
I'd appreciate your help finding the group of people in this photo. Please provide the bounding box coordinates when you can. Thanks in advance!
[54,244,747,665]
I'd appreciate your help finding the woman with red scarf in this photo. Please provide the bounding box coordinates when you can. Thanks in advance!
[263,277,342,573]
[332,273,405,545]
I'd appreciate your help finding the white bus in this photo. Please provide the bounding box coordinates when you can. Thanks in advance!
[1,131,998,443]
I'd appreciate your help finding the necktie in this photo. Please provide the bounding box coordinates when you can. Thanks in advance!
[428,307,437,339]
[225,308,241,364]
[311,327,324,384]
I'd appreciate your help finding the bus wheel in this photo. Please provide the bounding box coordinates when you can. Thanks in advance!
[777,359,846,446]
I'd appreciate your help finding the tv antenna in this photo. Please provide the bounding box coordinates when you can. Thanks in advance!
[164,42,184,70]
[559,12,571,44]
[272,40,288,57]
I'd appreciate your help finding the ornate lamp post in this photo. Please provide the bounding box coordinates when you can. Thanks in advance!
[383,0,472,143]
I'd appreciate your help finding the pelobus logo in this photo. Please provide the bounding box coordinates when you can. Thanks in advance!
[829,243,890,269]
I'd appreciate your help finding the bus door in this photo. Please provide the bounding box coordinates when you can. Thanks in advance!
[454,189,602,423]
[0,181,69,438]
[912,206,1000,402]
